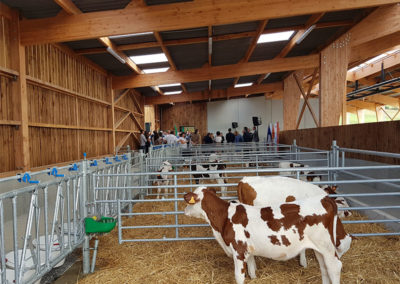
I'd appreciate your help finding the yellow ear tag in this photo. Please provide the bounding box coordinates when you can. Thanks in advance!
[189,196,196,204]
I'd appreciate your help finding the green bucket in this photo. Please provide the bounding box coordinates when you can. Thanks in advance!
[85,217,116,234]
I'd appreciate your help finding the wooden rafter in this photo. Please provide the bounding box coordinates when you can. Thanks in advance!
[233,19,268,86]
[115,112,131,129]
[21,0,398,45]
[145,82,282,104]
[293,72,319,127]
[116,132,132,150]
[74,20,354,56]
[364,94,399,108]
[54,0,81,15]
[129,90,144,115]
[113,54,319,89]
[347,52,400,81]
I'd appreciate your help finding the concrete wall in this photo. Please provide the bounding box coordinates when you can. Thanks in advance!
[207,96,319,139]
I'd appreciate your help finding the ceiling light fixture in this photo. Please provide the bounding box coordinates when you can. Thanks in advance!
[296,25,316,44]
[164,91,182,95]
[106,47,126,64]
[109,32,153,39]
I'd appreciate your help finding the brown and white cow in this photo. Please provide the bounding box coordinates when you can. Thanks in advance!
[154,161,173,199]
[320,185,352,218]
[237,176,352,268]
[184,186,350,284]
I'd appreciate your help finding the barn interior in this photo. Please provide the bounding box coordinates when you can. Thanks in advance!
[0,1,399,284]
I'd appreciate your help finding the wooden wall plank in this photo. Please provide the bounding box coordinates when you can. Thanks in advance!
[280,121,400,164]
[160,102,207,136]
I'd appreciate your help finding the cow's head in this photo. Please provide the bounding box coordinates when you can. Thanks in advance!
[322,185,338,195]
[160,161,173,171]
[184,187,216,219]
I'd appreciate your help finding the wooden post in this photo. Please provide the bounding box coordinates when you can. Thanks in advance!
[10,11,30,170]
[109,78,116,154]
[319,34,351,127]
[283,71,303,130]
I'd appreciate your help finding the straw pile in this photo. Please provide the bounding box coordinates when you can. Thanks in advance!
[78,168,400,284]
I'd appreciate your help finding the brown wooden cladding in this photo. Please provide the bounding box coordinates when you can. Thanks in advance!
[0,16,11,70]
[0,75,15,120]
[0,126,17,172]
[160,102,207,136]
[25,44,108,101]
[280,121,400,164]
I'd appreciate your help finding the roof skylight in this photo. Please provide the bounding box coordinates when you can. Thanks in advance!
[234,83,253,88]
[142,67,169,74]
[257,31,294,44]
[158,83,181,88]
[348,49,400,72]
[131,53,168,65]
[164,91,182,95]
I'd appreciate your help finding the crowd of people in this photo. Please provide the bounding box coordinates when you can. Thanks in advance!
[139,127,260,153]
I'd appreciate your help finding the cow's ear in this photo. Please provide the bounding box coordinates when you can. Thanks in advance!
[206,188,217,195]
[184,192,199,204]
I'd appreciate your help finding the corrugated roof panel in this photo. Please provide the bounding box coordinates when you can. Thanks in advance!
[211,78,235,90]
[287,26,341,57]
[212,38,252,66]
[110,34,157,46]
[261,71,287,84]
[72,0,130,12]
[145,0,192,5]
[167,43,208,70]
[318,9,364,23]
[137,62,171,70]
[124,47,164,57]
[184,81,208,92]
[249,41,287,62]
[213,21,259,36]
[135,87,158,97]
[160,27,208,41]
[237,75,260,84]
[84,53,134,76]
[1,0,61,19]
[64,39,105,50]
[266,15,310,29]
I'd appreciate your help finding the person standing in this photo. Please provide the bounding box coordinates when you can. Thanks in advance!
[215,131,223,143]
[203,133,213,144]
[140,130,146,152]
[243,127,253,142]
[165,130,178,144]
[252,126,259,143]
[234,130,243,143]
[177,132,187,148]
[191,129,200,145]
[226,128,235,143]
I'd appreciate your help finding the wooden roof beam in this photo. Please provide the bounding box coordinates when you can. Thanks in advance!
[21,0,398,45]
[347,51,400,81]
[364,94,399,107]
[112,54,319,89]
[347,100,382,111]
[145,82,283,105]
[74,20,355,56]
[233,19,268,86]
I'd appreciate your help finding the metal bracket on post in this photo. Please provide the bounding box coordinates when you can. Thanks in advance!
[331,141,338,184]
[81,153,90,275]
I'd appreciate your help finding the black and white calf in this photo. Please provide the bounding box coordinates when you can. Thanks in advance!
[154,161,173,199]
[190,154,227,196]
[278,162,322,182]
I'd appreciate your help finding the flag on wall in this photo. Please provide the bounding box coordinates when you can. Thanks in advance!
[267,124,272,143]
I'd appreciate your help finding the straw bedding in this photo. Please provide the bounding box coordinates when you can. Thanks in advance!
[78,171,400,284]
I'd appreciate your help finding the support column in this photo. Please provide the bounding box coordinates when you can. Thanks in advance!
[10,11,30,170]
[283,70,303,130]
[319,34,351,127]
[109,78,116,154]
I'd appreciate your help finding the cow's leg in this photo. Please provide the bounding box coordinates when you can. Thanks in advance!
[299,249,307,268]
[216,177,227,197]
[233,257,246,284]
[164,180,169,198]
[314,250,330,284]
[247,255,257,279]
[156,181,161,199]
[323,254,342,284]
